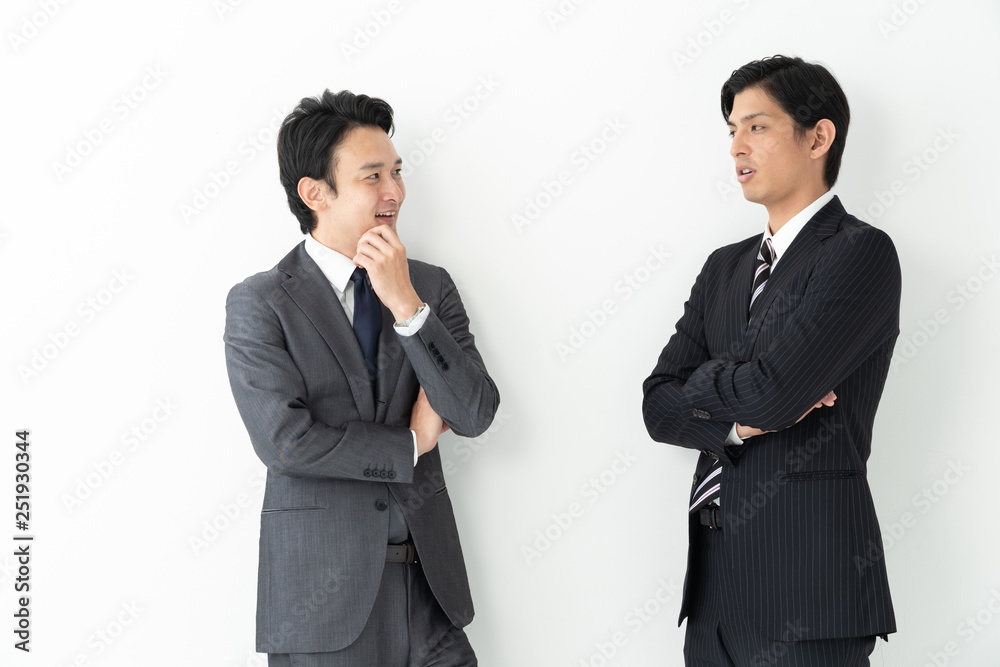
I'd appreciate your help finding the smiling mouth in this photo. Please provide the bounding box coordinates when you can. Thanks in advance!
[375,211,396,220]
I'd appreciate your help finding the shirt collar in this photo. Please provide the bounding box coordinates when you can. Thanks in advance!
[304,233,357,294]
[764,190,835,270]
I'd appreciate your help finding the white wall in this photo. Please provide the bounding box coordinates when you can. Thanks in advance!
[3,0,998,665]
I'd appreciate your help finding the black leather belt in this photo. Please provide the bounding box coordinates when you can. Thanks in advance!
[698,504,723,530]
[386,541,418,564]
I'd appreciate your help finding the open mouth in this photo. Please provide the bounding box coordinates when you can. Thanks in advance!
[375,211,397,223]
[737,167,755,184]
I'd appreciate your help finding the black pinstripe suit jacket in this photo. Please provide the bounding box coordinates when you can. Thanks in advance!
[643,196,899,640]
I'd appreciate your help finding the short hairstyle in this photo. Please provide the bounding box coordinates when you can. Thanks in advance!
[277,89,394,234]
[721,55,850,188]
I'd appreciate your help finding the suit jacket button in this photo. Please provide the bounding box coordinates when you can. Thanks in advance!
[441,363,449,371]
[388,471,396,479]
[364,469,372,477]
[375,500,388,511]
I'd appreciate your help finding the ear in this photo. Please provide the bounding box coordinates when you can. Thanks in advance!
[297,176,331,213]
[809,119,836,159]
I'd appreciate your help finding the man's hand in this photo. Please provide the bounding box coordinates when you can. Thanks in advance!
[735,390,837,439]
[410,387,450,456]
[354,224,423,323]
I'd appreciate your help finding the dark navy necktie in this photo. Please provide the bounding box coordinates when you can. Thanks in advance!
[350,267,382,388]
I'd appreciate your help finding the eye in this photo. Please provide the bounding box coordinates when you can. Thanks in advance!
[751,125,764,131]
[392,168,402,177]
[728,130,735,138]
[366,173,379,180]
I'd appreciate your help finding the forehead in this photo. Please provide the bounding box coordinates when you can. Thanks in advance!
[728,86,790,123]
[335,125,399,166]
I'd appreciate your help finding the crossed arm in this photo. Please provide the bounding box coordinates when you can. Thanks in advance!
[642,226,900,454]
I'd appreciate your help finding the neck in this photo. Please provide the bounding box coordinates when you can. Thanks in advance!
[765,185,828,235]
[310,227,356,259]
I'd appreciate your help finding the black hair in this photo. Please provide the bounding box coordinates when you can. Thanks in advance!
[721,55,850,187]
[277,90,394,234]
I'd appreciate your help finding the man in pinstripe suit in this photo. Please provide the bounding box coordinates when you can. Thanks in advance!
[643,56,899,665]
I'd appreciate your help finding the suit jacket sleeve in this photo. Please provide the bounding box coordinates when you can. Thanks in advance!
[642,248,735,458]
[678,225,901,431]
[224,280,415,482]
[398,266,499,438]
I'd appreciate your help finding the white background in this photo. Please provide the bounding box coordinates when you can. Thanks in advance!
[2,0,999,665]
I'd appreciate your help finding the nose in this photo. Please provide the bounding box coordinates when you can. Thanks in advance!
[381,176,403,201]
[730,129,748,159]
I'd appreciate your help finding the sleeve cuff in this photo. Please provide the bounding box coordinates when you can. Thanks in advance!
[393,304,430,337]
[726,423,747,445]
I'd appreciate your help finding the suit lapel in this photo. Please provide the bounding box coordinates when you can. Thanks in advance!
[278,243,376,421]
[375,301,406,422]
[740,197,846,358]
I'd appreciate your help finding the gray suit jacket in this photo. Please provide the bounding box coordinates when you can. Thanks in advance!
[224,241,499,653]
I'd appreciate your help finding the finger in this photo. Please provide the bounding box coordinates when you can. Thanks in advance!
[368,223,401,245]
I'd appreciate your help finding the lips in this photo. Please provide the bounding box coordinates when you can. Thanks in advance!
[737,167,755,184]
[375,211,397,222]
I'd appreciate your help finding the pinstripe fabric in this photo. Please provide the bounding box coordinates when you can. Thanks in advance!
[684,524,876,665]
[692,236,773,514]
[642,197,899,642]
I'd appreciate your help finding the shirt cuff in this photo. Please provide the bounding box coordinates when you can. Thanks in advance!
[410,430,419,465]
[726,423,747,446]
[393,304,430,337]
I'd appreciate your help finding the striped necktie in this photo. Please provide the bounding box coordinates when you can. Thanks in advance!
[689,238,777,515]
[748,237,775,321]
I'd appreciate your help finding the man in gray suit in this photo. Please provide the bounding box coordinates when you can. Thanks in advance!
[224,90,499,666]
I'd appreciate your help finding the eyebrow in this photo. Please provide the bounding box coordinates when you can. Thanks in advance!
[726,112,770,127]
[357,157,403,171]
